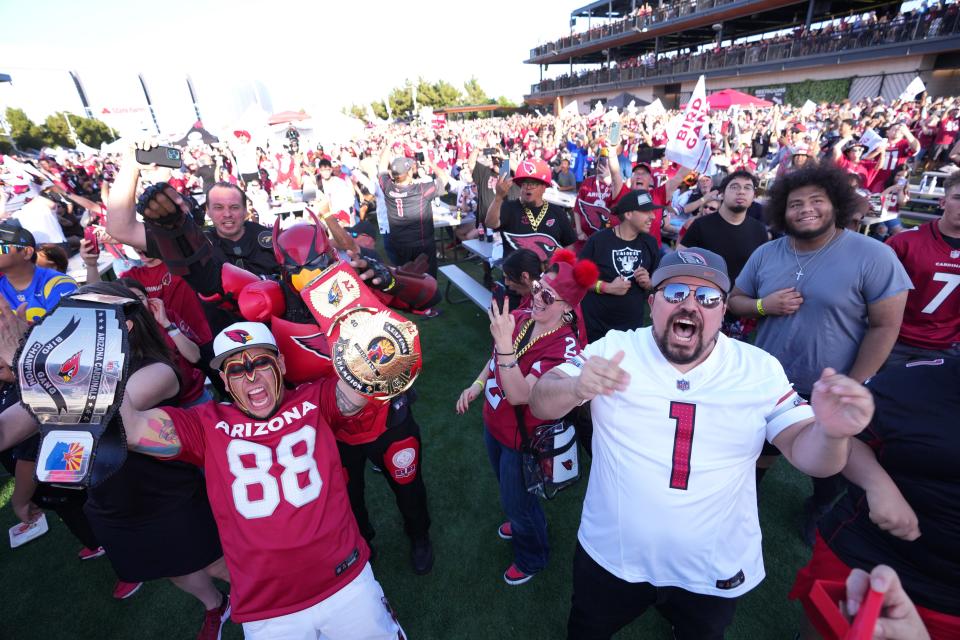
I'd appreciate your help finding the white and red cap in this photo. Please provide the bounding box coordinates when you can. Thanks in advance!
[211,322,278,369]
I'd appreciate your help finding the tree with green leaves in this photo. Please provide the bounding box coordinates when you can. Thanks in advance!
[5,107,46,150]
[462,77,491,106]
[65,113,118,149]
[44,113,74,148]
[370,101,389,120]
[388,82,415,119]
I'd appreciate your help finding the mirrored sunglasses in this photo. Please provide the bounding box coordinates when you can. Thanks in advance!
[531,279,562,306]
[657,283,725,309]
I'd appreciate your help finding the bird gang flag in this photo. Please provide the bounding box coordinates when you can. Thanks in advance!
[666,76,713,174]
[18,294,131,488]
[899,76,926,102]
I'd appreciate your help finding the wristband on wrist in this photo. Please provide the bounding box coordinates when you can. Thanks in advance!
[472,379,484,389]
[164,324,176,332]
[495,350,515,356]
[167,328,182,338]
[595,281,603,294]
[756,298,766,317]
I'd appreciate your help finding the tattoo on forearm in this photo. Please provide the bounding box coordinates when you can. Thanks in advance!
[132,415,181,457]
[335,384,365,416]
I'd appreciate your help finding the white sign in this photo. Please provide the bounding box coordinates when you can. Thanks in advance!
[665,76,713,174]
[626,100,638,115]
[801,100,817,117]
[899,76,926,102]
[560,100,579,116]
[859,128,885,154]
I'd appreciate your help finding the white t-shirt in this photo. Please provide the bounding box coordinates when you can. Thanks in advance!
[556,327,813,598]
[12,197,66,244]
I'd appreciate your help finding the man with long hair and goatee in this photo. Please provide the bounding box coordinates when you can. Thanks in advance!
[727,164,912,545]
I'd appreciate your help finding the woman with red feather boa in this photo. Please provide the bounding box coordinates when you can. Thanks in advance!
[455,250,598,586]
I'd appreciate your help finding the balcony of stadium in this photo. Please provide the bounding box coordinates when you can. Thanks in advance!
[524,0,960,110]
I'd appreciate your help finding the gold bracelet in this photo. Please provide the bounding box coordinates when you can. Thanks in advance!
[756,298,766,317]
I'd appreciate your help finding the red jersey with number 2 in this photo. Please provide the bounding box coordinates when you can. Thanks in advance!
[482,309,581,449]
[887,223,960,350]
[166,378,371,623]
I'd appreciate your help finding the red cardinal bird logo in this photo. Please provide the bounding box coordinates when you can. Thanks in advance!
[291,332,331,359]
[225,329,252,344]
[503,232,562,263]
[57,351,83,383]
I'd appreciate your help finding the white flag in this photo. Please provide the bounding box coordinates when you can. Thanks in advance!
[602,106,619,124]
[560,100,578,116]
[645,98,666,116]
[801,100,816,117]
[665,76,712,174]
[626,100,638,115]
[899,76,926,101]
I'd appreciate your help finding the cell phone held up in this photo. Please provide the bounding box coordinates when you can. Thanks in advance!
[415,151,426,163]
[83,226,100,256]
[135,146,183,169]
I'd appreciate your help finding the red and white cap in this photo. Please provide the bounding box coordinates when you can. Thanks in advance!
[211,322,278,369]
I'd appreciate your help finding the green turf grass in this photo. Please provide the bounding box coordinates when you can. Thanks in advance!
[0,257,814,639]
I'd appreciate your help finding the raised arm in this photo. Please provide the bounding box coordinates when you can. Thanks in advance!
[119,362,182,458]
[771,368,873,478]
[485,175,513,230]
[105,143,150,250]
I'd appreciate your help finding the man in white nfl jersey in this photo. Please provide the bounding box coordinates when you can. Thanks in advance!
[529,248,875,639]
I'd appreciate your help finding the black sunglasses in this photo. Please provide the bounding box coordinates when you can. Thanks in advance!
[702,206,719,213]
[657,283,725,309]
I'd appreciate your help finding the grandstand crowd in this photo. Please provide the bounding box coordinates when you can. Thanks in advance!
[0,83,958,639]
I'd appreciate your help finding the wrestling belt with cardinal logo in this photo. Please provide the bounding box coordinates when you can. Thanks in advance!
[17,294,130,488]
[298,263,421,399]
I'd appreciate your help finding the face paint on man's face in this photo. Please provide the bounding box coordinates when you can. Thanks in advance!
[222,351,284,418]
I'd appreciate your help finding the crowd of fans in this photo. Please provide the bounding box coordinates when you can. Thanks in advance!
[0,84,958,639]
[533,3,960,94]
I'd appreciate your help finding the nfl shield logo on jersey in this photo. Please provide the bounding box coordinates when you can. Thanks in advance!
[676,379,690,391]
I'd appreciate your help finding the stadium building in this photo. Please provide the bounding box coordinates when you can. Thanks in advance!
[524,0,960,110]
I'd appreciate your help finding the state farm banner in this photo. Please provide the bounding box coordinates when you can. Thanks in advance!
[665,76,713,174]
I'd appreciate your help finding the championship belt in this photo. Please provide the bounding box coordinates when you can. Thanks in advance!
[17,294,131,488]
[298,262,421,399]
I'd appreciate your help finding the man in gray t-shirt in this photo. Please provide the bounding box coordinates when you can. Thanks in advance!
[734,231,911,395]
[728,164,911,545]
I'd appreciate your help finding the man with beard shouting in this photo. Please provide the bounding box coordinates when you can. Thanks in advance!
[528,248,877,640]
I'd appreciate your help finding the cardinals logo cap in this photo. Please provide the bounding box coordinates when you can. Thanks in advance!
[211,322,278,369]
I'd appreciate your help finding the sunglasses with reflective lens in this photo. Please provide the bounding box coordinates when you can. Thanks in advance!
[531,279,562,306]
[0,244,27,254]
[657,283,725,309]
[223,353,278,378]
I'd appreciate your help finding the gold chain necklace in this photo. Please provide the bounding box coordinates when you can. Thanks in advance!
[523,203,550,230]
[512,319,564,360]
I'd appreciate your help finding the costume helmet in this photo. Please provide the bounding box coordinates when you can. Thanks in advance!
[273,213,336,289]
[513,159,552,186]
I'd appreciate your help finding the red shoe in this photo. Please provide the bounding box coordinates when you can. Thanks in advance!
[78,546,105,560]
[197,592,231,640]
[112,580,143,600]
[497,522,513,540]
[503,563,534,586]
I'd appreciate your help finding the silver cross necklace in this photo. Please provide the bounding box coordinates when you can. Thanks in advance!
[791,228,838,281]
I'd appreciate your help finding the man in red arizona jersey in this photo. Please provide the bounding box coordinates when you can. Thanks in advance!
[118,322,405,639]
[572,151,627,249]
[867,123,921,193]
[627,162,687,249]
[885,172,960,367]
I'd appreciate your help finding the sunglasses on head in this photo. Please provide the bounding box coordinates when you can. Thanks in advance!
[223,353,278,378]
[531,279,562,306]
[657,283,725,309]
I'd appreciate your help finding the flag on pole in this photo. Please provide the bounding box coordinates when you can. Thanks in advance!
[899,76,926,102]
[665,76,713,174]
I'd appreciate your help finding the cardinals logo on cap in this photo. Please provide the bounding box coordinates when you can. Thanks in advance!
[57,351,83,383]
[676,251,707,266]
[225,329,253,344]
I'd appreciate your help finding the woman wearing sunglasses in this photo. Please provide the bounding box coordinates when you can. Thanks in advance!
[455,249,598,586]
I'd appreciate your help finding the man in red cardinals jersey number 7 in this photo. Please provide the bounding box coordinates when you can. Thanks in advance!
[884,172,960,367]
[117,322,405,640]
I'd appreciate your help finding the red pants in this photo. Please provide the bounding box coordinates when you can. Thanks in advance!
[790,532,960,640]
